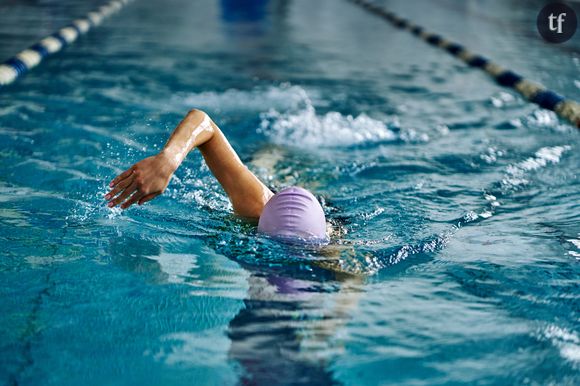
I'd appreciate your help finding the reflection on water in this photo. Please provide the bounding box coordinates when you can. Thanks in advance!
[228,266,362,386]
[107,235,168,283]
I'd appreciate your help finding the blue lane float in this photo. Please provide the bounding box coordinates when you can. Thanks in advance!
[349,0,580,129]
[0,0,133,89]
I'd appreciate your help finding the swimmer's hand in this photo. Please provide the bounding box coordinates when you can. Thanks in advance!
[105,108,273,216]
[105,152,177,209]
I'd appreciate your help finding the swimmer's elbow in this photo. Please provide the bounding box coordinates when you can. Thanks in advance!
[187,108,209,120]
[187,108,216,134]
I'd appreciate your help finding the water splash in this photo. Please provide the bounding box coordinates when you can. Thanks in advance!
[540,325,580,366]
[567,234,580,259]
[501,145,571,190]
[259,104,398,148]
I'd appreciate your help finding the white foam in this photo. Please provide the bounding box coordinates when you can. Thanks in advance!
[359,206,385,220]
[524,109,572,132]
[502,145,571,189]
[259,104,397,148]
[542,325,580,364]
[568,234,580,259]
[490,91,518,108]
[480,147,504,164]
[568,237,580,250]
[181,189,231,211]
[478,210,492,219]
[518,146,571,171]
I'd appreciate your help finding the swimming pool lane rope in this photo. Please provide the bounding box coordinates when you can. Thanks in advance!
[0,0,134,89]
[349,0,580,129]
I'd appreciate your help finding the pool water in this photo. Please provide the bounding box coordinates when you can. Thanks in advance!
[1,0,579,384]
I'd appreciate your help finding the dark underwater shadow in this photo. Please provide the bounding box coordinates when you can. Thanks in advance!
[203,209,459,386]
[226,264,355,386]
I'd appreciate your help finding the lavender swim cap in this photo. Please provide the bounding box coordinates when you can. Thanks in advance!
[258,186,327,242]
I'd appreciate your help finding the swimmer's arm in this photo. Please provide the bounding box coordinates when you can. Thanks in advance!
[106,109,274,217]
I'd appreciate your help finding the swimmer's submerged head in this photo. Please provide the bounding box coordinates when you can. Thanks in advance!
[258,186,327,243]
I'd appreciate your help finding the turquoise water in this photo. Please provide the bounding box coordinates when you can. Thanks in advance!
[1,0,579,385]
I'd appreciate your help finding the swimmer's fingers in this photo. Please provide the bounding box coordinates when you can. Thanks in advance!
[138,193,158,206]
[121,191,144,210]
[109,168,134,188]
[108,181,138,208]
[105,176,134,200]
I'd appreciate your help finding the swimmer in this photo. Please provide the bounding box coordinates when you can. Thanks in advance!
[105,109,328,242]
